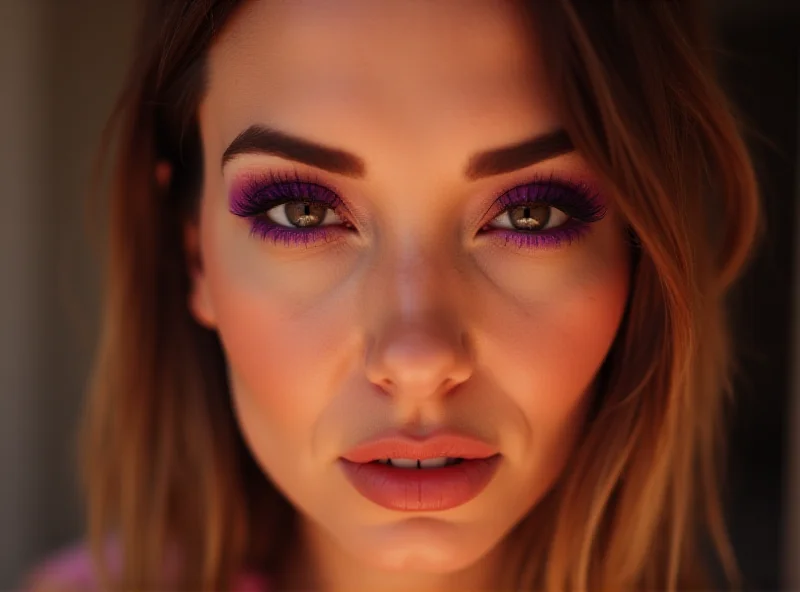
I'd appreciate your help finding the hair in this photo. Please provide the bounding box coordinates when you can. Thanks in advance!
[70,0,761,590]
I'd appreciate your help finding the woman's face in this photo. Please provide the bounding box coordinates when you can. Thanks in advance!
[192,0,630,579]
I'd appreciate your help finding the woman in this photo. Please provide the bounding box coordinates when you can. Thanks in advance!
[27,0,760,590]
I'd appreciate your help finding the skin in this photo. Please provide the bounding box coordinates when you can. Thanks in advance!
[188,1,631,590]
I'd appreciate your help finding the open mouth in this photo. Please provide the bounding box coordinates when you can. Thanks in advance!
[339,431,502,512]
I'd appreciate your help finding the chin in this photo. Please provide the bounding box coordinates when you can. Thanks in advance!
[342,517,499,574]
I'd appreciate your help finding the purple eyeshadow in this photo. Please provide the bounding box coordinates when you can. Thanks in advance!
[228,169,606,250]
[494,177,606,221]
[229,170,346,246]
[229,171,342,218]
[485,176,606,251]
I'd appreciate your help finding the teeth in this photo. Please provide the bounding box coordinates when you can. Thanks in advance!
[419,457,448,468]
[378,457,461,469]
[390,458,419,468]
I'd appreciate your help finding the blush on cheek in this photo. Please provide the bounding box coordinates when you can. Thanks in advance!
[215,296,324,422]
[205,258,361,461]
[479,219,629,500]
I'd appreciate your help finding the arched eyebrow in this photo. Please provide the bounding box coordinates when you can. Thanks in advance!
[464,128,574,179]
[221,125,574,180]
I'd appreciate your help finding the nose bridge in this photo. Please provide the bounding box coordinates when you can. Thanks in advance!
[387,240,450,315]
[362,240,473,401]
[369,237,461,332]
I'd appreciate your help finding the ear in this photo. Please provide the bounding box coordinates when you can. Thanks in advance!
[184,220,217,329]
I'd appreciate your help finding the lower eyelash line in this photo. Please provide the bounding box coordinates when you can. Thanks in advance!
[488,222,591,251]
[249,218,345,248]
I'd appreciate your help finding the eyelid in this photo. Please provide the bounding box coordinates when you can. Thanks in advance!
[476,182,602,245]
[228,165,365,224]
[228,166,606,252]
[230,166,602,219]
[480,171,605,218]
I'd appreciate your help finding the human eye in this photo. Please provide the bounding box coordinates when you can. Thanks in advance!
[228,169,354,248]
[480,174,607,251]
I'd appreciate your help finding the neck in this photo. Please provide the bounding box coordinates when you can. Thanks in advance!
[275,517,512,592]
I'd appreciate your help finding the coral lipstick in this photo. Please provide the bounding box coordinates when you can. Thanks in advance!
[339,431,501,511]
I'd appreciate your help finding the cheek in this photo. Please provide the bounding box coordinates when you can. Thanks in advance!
[197,202,358,454]
[476,217,630,474]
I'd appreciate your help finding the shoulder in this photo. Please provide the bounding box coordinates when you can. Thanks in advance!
[22,542,271,592]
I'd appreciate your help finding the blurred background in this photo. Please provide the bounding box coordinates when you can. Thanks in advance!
[0,0,797,589]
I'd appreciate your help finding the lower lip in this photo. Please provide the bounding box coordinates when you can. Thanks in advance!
[339,455,502,512]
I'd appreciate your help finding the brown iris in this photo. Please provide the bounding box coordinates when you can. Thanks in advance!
[284,202,327,227]
[507,204,551,231]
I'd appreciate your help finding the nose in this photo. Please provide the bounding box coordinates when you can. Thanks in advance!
[363,246,473,402]
[365,318,473,400]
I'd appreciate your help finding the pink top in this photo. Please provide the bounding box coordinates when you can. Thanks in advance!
[23,543,270,591]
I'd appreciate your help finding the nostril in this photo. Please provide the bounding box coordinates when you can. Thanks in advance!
[364,324,473,398]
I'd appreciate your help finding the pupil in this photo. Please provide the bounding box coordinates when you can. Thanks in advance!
[286,201,325,227]
[510,204,550,230]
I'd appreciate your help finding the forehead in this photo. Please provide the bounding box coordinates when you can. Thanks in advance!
[202,0,562,175]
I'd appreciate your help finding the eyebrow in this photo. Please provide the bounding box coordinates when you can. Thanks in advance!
[222,124,574,180]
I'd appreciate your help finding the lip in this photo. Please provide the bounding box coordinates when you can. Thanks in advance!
[339,430,502,511]
[341,431,499,463]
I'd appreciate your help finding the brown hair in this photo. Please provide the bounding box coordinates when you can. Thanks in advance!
[72,0,760,590]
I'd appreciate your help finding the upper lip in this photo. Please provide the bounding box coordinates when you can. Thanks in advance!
[340,430,499,463]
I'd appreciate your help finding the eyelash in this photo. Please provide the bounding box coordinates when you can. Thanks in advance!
[228,169,607,251]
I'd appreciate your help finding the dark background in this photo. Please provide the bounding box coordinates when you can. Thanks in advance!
[714,0,799,589]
